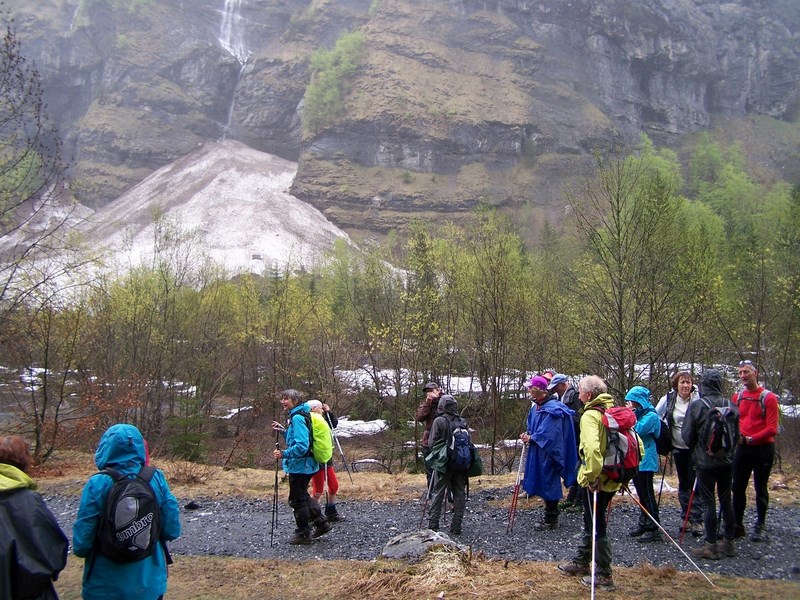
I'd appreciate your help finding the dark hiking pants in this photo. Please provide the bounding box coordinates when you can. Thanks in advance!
[732,442,775,527]
[288,472,325,535]
[696,465,735,544]
[575,487,615,578]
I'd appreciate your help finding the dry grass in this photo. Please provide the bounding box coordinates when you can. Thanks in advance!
[53,550,800,600]
[32,451,520,501]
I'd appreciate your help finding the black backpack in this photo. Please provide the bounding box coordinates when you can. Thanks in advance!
[700,398,738,459]
[447,418,473,472]
[655,391,676,456]
[95,465,162,562]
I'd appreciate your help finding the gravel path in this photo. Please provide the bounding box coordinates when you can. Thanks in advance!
[44,486,800,581]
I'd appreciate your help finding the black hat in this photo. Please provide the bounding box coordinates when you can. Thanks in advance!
[423,381,440,391]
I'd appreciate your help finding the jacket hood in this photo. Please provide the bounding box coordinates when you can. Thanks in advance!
[625,386,655,412]
[289,403,311,418]
[94,423,147,471]
[700,369,725,397]
[585,392,615,411]
[0,462,36,492]
[437,394,458,416]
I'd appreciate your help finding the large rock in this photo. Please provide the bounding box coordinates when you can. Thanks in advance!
[381,529,470,561]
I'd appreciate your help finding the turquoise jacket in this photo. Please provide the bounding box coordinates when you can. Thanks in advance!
[72,424,181,600]
[280,403,320,474]
[626,386,661,473]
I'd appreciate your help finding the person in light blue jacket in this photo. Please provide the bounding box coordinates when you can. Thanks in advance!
[272,389,330,545]
[625,385,662,543]
[73,424,181,600]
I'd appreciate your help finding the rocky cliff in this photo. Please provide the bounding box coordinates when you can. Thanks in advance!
[8,0,800,237]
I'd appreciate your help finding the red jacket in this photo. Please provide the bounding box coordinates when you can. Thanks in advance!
[732,386,779,444]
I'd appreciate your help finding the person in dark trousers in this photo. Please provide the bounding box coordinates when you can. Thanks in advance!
[272,389,331,545]
[558,375,632,592]
[308,400,344,522]
[0,435,68,600]
[682,369,739,560]
[520,375,578,530]
[426,394,468,535]
[625,385,662,543]
[73,424,181,600]
[655,370,703,536]
[416,381,443,491]
[731,360,780,543]
[548,373,582,509]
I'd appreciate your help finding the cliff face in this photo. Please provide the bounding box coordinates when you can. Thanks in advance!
[8,0,800,234]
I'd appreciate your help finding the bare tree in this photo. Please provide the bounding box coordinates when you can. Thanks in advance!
[567,151,701,395]
[0,9,79,320]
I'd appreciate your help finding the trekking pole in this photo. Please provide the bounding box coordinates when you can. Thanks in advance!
[270,441,280,548]
[680,476,699,545]
[325,412,354,484]
[590,488,598,600]
[623,484,715,587]
[419,470,437,529]
[506,442,527,534]
[656,452,671,512]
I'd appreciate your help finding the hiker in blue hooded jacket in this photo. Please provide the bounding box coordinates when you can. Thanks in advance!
[520,375,578,530]
[625,385,662,542]
[73,423,181,600]
[272,389,331,544]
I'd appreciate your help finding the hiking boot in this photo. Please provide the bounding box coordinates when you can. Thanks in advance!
[325,505,344,522]
[312,520,332,538]
[288,532,312,545]
[558,562,590,577]
[733,523,746,539]
[639,530,662,543]
[718,538,737,557]
[533,519,559,531]
[628,525,647,537]
[690,522,704,538]
[690,541,721,560]
[580,574,615,592]
[750,523,768,543]
[449,526,462,535]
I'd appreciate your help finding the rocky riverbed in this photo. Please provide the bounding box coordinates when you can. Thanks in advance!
[44,486,800,581]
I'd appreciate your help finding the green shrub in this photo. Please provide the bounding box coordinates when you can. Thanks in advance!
[302,31,366,135]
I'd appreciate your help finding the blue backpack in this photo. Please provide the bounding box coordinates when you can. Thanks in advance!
[448,419,473,472]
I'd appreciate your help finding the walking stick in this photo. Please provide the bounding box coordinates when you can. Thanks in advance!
[590,488,598,600]
[656,452,671,511]
[270,441,280,548]
[680,476,699,545]
[506,442,527,534]
[623,484,715,587]
[325,412,354,484]
[419,470,437,528]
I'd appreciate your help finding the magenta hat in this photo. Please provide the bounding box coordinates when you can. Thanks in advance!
[525,375,550,391]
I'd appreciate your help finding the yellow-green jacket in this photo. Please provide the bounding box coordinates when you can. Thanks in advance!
[577,392,643,492]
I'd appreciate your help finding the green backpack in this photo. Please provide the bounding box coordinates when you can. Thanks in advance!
[304,412,334,464]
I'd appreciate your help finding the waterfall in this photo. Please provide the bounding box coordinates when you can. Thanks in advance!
[218,0,250,65]
[218,0,250,139]
[222,61,247,139]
